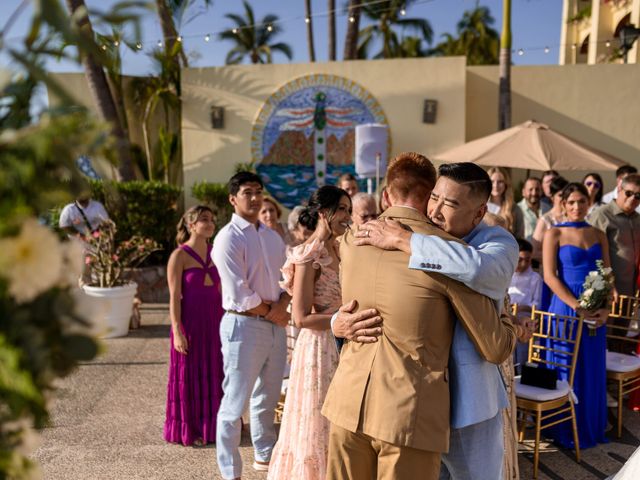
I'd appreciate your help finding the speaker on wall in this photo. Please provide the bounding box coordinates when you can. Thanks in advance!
[355,124,389,178]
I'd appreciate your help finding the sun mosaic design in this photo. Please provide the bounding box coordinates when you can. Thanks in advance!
[251,74,389,208]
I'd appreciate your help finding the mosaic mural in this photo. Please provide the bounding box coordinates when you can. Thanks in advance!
[251,74,388,208]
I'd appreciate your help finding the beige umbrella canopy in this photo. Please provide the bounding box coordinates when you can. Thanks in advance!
[434,120,625,171]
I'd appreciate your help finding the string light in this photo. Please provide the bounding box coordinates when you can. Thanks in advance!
[114,40,120,47]
[305,16,310,24]
[205,33,210,42]
[267,24,273,32]
[349,15,355,23]
[232,28,238,34]
[571,43,577,50]
[544,46,549,53]
[517,48,524,56]
[605,40,611,48]
[101,44,107,51]
[157,40,162,47]
[177,35,183,42]
[400,8,406,16]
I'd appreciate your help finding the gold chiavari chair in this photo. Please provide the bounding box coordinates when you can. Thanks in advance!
[515,307,583,479]
[606,294,640,438]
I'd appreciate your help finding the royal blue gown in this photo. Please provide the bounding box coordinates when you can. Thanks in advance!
[546,222,608,449]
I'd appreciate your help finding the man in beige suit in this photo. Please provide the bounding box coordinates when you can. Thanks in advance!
[322,152,516,479]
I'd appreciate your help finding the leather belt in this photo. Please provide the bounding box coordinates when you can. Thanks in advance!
[226,310,264,319]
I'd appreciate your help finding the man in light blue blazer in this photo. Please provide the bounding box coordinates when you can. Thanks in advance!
[336,162,518,480]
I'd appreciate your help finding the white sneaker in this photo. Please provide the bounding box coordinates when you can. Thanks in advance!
[253,460,270,472]
[607,392,618,408]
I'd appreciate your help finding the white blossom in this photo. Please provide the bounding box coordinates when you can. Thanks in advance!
[588,271,599,278]
[592,279,605,291]
[0,219,63,303]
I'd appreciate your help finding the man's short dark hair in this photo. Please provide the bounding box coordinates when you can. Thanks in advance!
[542,170,559,179]
[228,171,263,195]
[616,165,638,178]
[338,173,357,184]
[517,238,533,253]
[524,176,542,185]
[437,162,492,201]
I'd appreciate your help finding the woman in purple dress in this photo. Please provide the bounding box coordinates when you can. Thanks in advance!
[164,205,224,446]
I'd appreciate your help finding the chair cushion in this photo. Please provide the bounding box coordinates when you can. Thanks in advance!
[515,376,572,402]
[606,351,640,373]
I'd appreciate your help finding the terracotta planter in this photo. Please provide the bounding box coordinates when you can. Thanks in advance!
[82,282,137,338]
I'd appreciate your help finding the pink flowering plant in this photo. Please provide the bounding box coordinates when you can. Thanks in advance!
[84,220,161,288]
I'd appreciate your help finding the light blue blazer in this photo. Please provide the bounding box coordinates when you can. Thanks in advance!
[409,222,518,429]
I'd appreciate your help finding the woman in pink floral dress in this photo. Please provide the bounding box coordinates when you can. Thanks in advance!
[268,186,352,480]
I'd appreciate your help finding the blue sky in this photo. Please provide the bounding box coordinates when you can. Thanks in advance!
[0,0,563,75]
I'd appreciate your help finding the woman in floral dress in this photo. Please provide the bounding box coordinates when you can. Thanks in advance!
[267,186,352,480]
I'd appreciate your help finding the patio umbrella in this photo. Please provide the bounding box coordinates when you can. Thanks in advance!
[434,120,625,171]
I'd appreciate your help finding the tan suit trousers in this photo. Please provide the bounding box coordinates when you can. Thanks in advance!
[326,423,441,480]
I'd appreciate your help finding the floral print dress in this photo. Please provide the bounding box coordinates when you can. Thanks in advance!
[267,239,341,480]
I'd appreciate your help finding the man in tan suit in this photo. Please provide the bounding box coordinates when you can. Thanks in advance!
[322,152,516,479]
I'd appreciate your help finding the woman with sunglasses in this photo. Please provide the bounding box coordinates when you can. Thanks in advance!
[583,173,605,218]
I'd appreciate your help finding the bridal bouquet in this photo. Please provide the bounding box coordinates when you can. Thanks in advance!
[578,259,615,335]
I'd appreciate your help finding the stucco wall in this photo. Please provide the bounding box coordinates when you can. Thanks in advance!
[181,57,467,203]
[467,64,640,186]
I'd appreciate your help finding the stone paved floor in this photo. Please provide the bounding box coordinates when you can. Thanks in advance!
[32,304,639,479]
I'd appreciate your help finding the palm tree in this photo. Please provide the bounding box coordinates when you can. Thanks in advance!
[357,0,433,59]
[305,0,316,62]
[499,0,511,130]
[219,1,293,64]
[64,0,135,181]
[431,5,499,65]
[343,0,361,60]
[328,0,337,60]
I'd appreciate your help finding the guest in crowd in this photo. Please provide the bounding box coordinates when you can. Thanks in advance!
[602,165,639,213]
[351,192,378,227]
[259,197,291,244]
[268,186,351,480]
[59,192,109,238]
[337,172,359,197]
[590,173,640,298]
[583,172,605,217]
[213,172,290,479]
[543,182,611,449]
[517,177,543,241]
[508,239,542,371]
[487,167,523,237]
[334,160,518,480]
[164,205,223,446]
[287,205,312,247]
[540,170,559,213]
[531,176,568,261]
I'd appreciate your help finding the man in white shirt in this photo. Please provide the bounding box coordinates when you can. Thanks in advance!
[602,165,640,213]
[516,177,542,241]
[59,193,109,238]
[212,172,290,480]
[508,239,542,371]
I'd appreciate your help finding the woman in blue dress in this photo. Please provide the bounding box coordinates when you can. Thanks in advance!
[542,182,612,449]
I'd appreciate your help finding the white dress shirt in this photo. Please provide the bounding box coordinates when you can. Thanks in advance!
[508,266,542,308]
[212,213,286,312]
[59,200,109,235]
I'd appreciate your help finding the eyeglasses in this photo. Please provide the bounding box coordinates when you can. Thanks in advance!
[585,181,601,189]
[623,189,640,201]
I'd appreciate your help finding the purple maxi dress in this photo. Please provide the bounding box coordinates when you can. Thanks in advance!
[164,244,224,445]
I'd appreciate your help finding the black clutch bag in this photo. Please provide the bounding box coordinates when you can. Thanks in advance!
[521,363,558,390]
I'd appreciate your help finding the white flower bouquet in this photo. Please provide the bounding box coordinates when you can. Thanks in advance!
[578,259,614,335]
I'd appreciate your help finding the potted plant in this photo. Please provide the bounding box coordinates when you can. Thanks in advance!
[82,220,160,338]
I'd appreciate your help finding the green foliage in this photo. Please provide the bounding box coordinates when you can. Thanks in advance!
[219,0,293,64]
[89,179,182,263]
[191,181,233,228]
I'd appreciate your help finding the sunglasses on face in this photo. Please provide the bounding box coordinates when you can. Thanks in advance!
[623,189,640,201]
[585,181,601,189]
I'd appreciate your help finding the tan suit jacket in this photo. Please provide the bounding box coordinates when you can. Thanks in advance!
[322,206,515,453]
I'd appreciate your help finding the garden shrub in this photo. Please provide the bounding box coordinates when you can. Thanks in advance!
[191,181,234,229]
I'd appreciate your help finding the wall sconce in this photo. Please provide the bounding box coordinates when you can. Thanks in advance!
[423,99,437,124]
[210,106,225,129]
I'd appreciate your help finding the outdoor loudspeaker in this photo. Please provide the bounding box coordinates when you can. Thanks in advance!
[355,124,388,178]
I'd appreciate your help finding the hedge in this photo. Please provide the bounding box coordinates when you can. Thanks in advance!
[90,180,182,264]
[191,181,234,228]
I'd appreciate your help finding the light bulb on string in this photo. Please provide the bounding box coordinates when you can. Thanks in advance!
[177,35,183,42]
[305,17,310,24]
[400,8,406,16]
[101,44,107,51]
[157,40,163,47]
[605,40,611,48]
[136,42,142,50]
[517,48,524,56]
[232,28,238,34]
[349,15,355,23]
[267,24,273,32]
[205,34,210,42]
[113,40,120,47]
[571,43,576,50]
[544,46,550,54]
